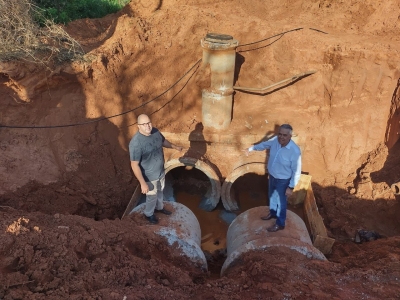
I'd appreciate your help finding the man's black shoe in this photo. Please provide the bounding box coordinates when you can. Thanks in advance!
[145,214,159,224]
[267,224,285,232]
[261,213,277,221]
[155,208,172,215]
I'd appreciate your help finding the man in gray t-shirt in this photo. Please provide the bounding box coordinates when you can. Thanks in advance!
[129,114,183,224]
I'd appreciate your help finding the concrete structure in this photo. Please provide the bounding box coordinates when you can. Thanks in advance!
[130,201,207,271]
[162,132,304,211]
[221,162,266,211]
[391,181,400,195]
[164,157,221,211]
[221,206,326,276]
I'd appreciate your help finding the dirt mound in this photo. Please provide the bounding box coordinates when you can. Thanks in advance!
[1,0,400,298]
[0,208,205,299]
[2,205,400,299]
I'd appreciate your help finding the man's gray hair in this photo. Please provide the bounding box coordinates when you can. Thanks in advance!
[280,124,293,134]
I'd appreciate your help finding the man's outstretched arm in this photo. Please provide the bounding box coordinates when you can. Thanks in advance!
[163,139,183,151]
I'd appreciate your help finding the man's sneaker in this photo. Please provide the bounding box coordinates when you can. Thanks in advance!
[155,208,172,215]
[145,214,159,224]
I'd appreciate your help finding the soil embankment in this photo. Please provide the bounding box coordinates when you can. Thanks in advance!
[1,0,400,298]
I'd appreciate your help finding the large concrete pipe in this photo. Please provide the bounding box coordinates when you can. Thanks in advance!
[221,206,326,276]
[221,162,266,211]
[201,33,239,130]
[130,201,207,271]
[164,157,221,211]
[391,182,400,195]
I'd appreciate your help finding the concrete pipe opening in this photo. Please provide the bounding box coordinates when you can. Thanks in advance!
[164,157,221,212]
[131,201,207,271]
[221,162,267,211]
[220,206,326,276]
[391,182,400,195]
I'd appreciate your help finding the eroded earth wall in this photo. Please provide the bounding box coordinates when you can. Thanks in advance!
[0,0,399,194]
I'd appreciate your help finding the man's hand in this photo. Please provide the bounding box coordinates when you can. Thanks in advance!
[285,188,293,197]
[140,182,149,194]
[174,145,184,152]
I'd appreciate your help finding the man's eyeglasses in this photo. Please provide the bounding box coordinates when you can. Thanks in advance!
[138,122,152,126]
[278,133,290,137]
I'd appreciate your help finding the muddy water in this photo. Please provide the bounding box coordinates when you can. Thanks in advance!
[170,168,271,253]
[176,191,229,252]
[168,167,229,252]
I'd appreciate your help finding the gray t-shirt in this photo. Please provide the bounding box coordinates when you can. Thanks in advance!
[129,128,165,182]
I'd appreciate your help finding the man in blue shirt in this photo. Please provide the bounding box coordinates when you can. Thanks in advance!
[243,124,301,232]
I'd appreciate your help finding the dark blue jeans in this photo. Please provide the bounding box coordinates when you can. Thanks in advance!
[268,175,290,227]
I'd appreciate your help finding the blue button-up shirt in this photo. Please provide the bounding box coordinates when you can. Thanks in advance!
[250,136,301,188]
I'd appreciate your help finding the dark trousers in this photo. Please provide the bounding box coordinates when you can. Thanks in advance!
[268,175,290,227]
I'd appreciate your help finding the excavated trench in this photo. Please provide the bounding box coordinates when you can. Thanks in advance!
[2,0,400,297]
[0,156,301,268]
[130,165,316,275]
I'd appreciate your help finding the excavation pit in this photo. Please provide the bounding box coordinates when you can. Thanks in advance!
[126,161,329,275]
[2,0,400,297]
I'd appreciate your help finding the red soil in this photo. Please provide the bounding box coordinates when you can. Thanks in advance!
[1,0,400,298]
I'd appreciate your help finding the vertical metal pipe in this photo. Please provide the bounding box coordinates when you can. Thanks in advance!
[201,33,238,130]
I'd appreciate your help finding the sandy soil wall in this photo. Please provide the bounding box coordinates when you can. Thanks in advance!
[1,0,400,195]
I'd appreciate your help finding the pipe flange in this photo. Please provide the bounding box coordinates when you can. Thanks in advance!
[201,33,238,50]
[205,33,234,42]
